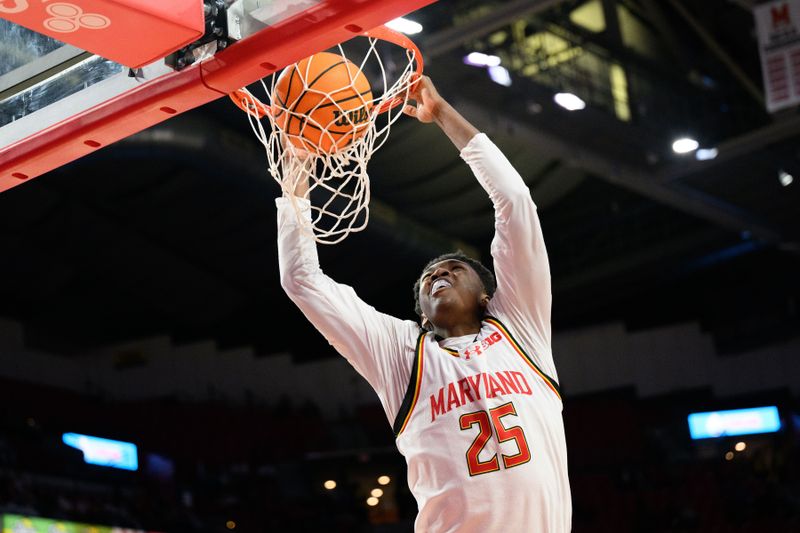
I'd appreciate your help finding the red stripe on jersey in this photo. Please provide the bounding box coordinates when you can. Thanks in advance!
[485,317,561,401]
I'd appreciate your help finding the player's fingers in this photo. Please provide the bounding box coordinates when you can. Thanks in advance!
[408,73,423,94]
[403,104,417,117]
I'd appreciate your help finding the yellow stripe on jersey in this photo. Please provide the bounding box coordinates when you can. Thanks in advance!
[484,317,561,401]
[393,333,426,436]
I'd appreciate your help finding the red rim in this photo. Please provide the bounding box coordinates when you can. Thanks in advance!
[227,24,423,118]
[230,88,271,119]
[363,25,424,114]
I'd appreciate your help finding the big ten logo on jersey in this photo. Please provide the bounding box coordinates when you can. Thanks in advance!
[462,331,502,360]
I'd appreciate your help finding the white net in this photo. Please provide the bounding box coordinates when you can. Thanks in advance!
[233,28,421,244]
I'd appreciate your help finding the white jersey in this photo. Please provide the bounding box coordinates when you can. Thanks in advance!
[394,318,569,532]
[277,133,571,532]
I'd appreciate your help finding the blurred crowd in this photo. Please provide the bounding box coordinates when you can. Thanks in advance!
[0,376,798,532]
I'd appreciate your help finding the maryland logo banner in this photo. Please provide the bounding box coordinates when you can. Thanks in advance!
[754,0,800,111]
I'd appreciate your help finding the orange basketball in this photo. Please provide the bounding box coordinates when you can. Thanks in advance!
[271,52,374,153]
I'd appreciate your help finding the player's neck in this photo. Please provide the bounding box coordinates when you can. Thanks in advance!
[432,321,482,341]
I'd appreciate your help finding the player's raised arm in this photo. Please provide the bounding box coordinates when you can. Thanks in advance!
[403,76,479,151]
[405,77,555,374]
[275,153,417,421]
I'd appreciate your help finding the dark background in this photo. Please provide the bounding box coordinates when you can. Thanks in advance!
[0,0,798,532]
[0,0,798,359]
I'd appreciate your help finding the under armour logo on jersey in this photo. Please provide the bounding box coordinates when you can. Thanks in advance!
[462,331,502,359]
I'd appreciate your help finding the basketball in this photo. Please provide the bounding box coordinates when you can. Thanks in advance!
[271,51,374,153]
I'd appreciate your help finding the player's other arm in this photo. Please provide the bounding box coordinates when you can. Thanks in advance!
[275,174,414,417]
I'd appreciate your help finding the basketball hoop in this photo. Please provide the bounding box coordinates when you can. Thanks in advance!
[229,25,423,244]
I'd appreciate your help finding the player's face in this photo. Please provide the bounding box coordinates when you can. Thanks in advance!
[418,259,486,328]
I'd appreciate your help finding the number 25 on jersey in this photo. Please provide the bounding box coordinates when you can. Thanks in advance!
[459,401,531,476]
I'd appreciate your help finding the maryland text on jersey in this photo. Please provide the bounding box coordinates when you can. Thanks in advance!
[430,370,534,422]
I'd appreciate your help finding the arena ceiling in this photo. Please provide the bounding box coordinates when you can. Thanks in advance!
[0,0,798,362]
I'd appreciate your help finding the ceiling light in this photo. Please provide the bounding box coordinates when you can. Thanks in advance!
[463,52,502,67]
[779,169,793,186]
[695,147,718,161]
[371,488,384,497]
[488,65,512,86]
[735,441,746,451]
[377,475,391,485]
[672,137,699,154]
[385,17,423,35]
[554,92,586,111]
[367,496,379,506]
[323,480,336,490]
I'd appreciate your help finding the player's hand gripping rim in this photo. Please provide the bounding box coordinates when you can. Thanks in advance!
[403,75,443,124]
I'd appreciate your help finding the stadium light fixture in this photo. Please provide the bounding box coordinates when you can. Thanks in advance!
[463,52,502,67]
[554,92,586,110]
[488,65,512,86]
[386,17,423,35]
[695,147,718,160]
[672,137,699,154]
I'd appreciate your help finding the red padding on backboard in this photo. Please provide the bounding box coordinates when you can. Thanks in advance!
[201,0,426,94]
[0,0,204,68]
[0,67,222,193]
[0,0,436,192]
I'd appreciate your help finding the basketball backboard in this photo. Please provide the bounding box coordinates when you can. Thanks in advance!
[0,0,435,192]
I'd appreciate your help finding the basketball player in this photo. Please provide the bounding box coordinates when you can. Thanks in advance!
[277,76,571,532]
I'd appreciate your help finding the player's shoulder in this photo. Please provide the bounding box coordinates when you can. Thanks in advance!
[484,306,550,350]
[385,316,427,346]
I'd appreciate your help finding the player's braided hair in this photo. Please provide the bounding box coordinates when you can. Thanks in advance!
[413,251,497,320]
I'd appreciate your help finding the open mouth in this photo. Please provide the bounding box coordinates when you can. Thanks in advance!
[431,278,452,295]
